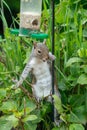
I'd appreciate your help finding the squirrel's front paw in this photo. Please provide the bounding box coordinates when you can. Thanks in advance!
[12,82,20,90]
[11,78,22,89]
[11,84,17,90]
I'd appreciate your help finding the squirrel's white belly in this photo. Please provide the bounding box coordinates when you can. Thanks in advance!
[32,59,52,101]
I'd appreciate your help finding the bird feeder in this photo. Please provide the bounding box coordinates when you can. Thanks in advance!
[19,0,42,36]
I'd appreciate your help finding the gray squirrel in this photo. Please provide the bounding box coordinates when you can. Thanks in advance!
[15,40,57,101]
[15,40,60,125]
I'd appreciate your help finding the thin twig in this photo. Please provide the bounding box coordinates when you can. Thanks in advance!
[19,85,33,99]
[23,98,26,116]
[19,85,38,105]
[19,118,25,130]
[25,79,33,87]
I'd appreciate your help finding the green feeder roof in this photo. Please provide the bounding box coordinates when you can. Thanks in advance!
[10,29,19,35]
[30,33,48,39]
[10,29,48,40]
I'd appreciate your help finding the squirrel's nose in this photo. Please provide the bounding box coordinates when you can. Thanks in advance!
[43,57,48,62]
[43,58,46,62]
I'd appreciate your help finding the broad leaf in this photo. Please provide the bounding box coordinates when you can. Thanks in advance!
[53,95,64,114]
[0,89,6,99]
[68,94,85,107]
[22,115,37,122]
[52,125,68,130]
[82,65,87,73]
[20,98,36,112]
[77,74,87,85]
[14,111,24,118]
[0,120,12,130]
[24,122,37,130]
[72,105,87,124]
[0,115,18,130]
[60,113,67,123]
[69,123,85,130]
[67,112,82,123]
[6,115,19,127]
[65,57,83,67]
[40,101,52,117]
[0,100,17,113]
[77,48,87,58]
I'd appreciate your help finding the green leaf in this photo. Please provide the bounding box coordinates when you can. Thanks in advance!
[52,127,59,130]
[0,120,12,130]
[68,94,85,107]
[65,57,83,67]
[73,105,87,124]
[6,115,19,127]
[55,1,69,24]
[14,110,25,118]
[58,81,67,91]
[69,123,85,130]
[77,48,87,58]
[67,112,82,123]
[0,115,18,130]
[60,113,67,123]
[20,98,36,112]
[82,65,87,73]
[24,122,37,130]
[41,101,52,117]
[22,115,37,122]
[77,74,87,85]
[53,95,64,114]
[30,109,42,124]
[0,89,6,99]
[52,125,68,130]
[0,100,17,112]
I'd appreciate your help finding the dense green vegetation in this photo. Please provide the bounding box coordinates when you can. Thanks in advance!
[0,0,87,130]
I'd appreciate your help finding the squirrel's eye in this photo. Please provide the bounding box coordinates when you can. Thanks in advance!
[38,50,41,54]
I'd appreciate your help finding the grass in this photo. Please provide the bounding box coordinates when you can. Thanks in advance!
[0,0,87,130]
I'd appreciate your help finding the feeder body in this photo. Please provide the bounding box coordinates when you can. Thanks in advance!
[19,0,42,36]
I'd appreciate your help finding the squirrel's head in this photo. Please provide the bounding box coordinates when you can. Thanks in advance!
[33,39,56,62]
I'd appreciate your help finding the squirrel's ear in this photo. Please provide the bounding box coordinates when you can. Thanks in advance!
[33,42,37,49]
[43,39,46,44]
[49,52,56,61]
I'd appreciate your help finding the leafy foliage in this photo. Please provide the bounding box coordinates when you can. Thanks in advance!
[0,0,87,130]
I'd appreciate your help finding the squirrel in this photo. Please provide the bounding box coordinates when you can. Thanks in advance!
[14,39,61,125]
[15,39,56,101]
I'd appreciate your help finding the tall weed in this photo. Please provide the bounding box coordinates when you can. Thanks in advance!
[0,0,87,130]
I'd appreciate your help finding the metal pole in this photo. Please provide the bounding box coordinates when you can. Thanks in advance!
[51,0,55,122]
